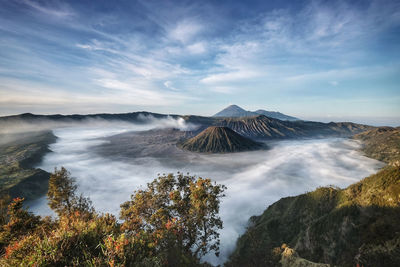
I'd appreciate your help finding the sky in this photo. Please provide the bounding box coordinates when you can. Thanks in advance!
[0,0,399,125]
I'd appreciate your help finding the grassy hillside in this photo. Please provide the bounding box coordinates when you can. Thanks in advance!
[0,131,56,201]
[227,127,400,267]
[354,127,400,165]
[227,166,400,267]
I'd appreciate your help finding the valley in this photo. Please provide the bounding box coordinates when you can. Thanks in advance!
[0,107,397,266]
[22,121,383,265]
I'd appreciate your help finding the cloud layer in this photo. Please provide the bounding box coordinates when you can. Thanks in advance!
[28,123,384,264]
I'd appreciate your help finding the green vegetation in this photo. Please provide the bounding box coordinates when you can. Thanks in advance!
[0,169,226,266]
[227,129,400,267]
[354,127,400,165]
[179,126,263,153]
[47,167,94,217]
[0,131,56,201]
[226,166,400,267]
[278,245,330,267]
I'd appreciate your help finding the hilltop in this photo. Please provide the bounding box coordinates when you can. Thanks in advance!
[178,126,263,153]
[213,105,256,118]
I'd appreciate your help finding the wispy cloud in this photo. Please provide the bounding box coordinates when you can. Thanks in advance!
[168,19,204,44]
[22,0,75,18]
[0,0,399,118]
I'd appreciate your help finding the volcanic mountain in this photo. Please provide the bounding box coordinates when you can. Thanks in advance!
[213,104,255,118]
[178,126,263,153]
[254,109,299,121]
[213,104,299,121]
[214,115,372,139]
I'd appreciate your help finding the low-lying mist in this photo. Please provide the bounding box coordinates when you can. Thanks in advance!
[0,114,196,134]
[26,119,384,265]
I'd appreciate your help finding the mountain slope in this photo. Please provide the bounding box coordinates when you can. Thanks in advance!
[214,115,372,139]
[227,127,400,267]
[0,131,56,201]
[178,126,263,153]
[254,109,299,121]
[213,105,299,120]
[0,112,372,140]
[213,105,256,118]
[227,166,400,267]
[353,127,400,166]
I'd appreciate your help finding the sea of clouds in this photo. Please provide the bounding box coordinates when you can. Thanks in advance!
[27,118,384,265]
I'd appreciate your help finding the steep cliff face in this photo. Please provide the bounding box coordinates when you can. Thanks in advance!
[226,166,400,267]
[178,126,263,153]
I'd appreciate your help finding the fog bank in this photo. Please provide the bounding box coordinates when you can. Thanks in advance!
[0,114,196,134]
[27,123,384,265]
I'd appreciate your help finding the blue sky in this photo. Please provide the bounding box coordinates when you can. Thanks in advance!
[0,0,399,125]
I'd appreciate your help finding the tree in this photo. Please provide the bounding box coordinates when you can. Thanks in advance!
[0,194,10,226]
[47,167,93,217]
[0,170,226,266]
[0,197,40,253]
[120,172,226,264]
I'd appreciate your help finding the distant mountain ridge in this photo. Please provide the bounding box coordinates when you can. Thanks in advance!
[213,104,299,121]
[214,115,372,139]
[178,126,263,153]
[254,109,299,121]
[0,111,177,123]
[0,111,373,141]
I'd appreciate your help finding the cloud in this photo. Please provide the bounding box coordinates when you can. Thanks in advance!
[1,0,399,116]
[284,65,399,84]
[186,42,207,54]
[22,0,75,18]
[163,80,179,91]
[0,78,193,116]
[209,86,234,94]
[168,19,204,44]
[200,70,259,84]
[27,126,384,264]
[330,81,338,86]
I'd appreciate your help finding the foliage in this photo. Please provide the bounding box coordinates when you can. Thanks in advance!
[47,167,93,217]
[0,170,225,266]
[0,194,10,226]
[0,130,56,201]
[120,173,226,262]
[0,197,41,254]
[226,166,400,267]
[353,127,400,165]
